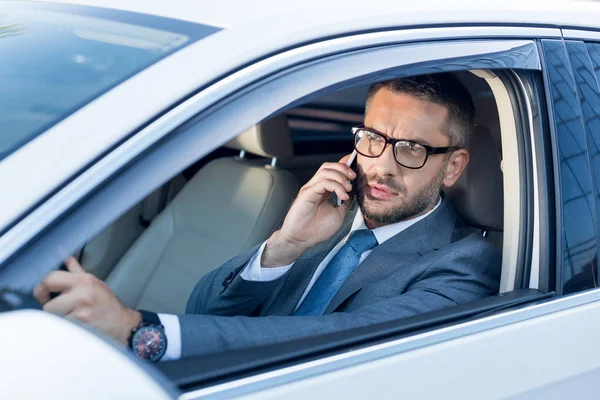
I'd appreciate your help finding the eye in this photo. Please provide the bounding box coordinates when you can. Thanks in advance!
[409,143,422,152]
[366,131,380,140]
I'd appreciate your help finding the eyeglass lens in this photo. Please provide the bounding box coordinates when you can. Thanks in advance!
[354,129,427,168]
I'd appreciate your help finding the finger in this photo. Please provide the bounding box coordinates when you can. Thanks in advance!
[316,161,356,180]
[309,169,353,191]
[33,283,50,305]
[34,271,74,306]
[65,256,85,274]
[335,191,355,215]
[298,178,349,203]
[43,291,78,316]
[319,180,351,201]
[37,270,78,297]
[343,188,356,207]
[338,153,353,164]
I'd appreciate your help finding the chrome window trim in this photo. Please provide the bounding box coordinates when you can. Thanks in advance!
[562,29,600,41]
[0,25,558,234]
[181,289,600,399]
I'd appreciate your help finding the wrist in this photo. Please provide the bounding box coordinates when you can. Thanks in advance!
[120,308,142,346]
[261,231,309,268]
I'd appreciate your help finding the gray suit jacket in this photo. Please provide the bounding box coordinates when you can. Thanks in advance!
[179,199,501,358]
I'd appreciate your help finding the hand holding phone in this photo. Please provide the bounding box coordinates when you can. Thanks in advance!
[262,153,358,267]
[330,150,357,207]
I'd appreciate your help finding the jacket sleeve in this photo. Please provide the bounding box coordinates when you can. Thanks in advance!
[185,244,288,316]
[178,241,501,358]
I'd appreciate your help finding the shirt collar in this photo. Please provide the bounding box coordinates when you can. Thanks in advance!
[350,196,443,245]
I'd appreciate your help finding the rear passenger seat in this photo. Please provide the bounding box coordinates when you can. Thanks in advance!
[106,116,300,314]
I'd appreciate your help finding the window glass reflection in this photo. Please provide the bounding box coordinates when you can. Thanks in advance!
[543,40,597,294]
[0,2,218,160]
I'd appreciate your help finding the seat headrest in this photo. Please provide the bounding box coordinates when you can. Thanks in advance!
[226,115,294,159]
[443,125,503,231]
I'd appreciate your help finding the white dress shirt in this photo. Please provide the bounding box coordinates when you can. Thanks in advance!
[159,198,442,361]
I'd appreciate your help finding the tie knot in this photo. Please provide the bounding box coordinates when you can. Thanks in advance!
[346,229,378,253]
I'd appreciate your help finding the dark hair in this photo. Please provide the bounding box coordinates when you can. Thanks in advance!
[365,73,475,148]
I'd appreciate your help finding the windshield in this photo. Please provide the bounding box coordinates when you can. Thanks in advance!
[0,2,219,161]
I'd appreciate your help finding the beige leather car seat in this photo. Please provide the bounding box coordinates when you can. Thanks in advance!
[106,116,300,314]
[443,125,504,249]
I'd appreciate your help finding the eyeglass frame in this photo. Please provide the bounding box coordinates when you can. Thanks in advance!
[351,125,460,169]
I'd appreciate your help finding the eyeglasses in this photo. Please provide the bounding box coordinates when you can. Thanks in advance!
[352,125,459,169]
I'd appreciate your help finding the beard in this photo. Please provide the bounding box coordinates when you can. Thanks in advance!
[355,162,447,225]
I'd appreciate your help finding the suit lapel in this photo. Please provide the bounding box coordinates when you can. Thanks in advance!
[264,203,358,316]
[325,198,457,313]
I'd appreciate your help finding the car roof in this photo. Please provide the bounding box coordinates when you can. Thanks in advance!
[29,0,600,31]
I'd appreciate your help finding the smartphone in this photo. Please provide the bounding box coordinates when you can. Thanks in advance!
[329,150,357,207]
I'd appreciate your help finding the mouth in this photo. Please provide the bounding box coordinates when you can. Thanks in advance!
[368,183,398,200]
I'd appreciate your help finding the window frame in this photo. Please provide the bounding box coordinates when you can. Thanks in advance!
[0,28,553,395]
[0,36,541,281]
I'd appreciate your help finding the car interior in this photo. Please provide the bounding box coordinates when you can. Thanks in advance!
[74,70,511,315]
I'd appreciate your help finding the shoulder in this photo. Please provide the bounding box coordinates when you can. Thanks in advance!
[447,231,502,260]
[411,231,502,295]
[446,214,502,259]
[431,231,502,281]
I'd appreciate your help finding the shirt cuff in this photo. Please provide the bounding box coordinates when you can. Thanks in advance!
[240,241,294,281]
[158,313,181,361]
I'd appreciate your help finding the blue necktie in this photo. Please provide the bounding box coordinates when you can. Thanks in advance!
[294,229,378,316]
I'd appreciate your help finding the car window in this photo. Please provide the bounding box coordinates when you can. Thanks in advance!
[5,70,510,323]
[563,40,600,293]
[0,1,219,161]
[542,40,598,295]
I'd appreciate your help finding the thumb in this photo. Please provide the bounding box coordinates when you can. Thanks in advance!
[338,153,352,165]
[64,256,85,274]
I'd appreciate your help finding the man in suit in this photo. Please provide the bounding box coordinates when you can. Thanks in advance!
[34,73,501,361]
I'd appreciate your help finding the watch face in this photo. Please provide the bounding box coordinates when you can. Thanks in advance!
[132,326,167,362]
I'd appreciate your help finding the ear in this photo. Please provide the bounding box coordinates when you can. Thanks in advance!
[442,149,469,188]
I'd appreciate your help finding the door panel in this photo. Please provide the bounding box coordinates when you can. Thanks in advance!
[179,290,600,400]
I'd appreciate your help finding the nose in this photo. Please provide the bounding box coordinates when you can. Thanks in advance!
[374,144,398,176]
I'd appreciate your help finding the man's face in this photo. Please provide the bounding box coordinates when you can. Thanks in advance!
[355,88,464,228]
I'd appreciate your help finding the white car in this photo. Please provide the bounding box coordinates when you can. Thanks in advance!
[2,0,600,398]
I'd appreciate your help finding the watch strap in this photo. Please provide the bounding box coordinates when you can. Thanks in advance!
[138,309,162,327]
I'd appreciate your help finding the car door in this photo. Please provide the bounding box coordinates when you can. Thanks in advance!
[0,21,583,399]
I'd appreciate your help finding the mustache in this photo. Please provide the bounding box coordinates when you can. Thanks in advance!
[355,173,406,195]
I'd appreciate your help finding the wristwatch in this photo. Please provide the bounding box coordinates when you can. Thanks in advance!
[129,310,167,362]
